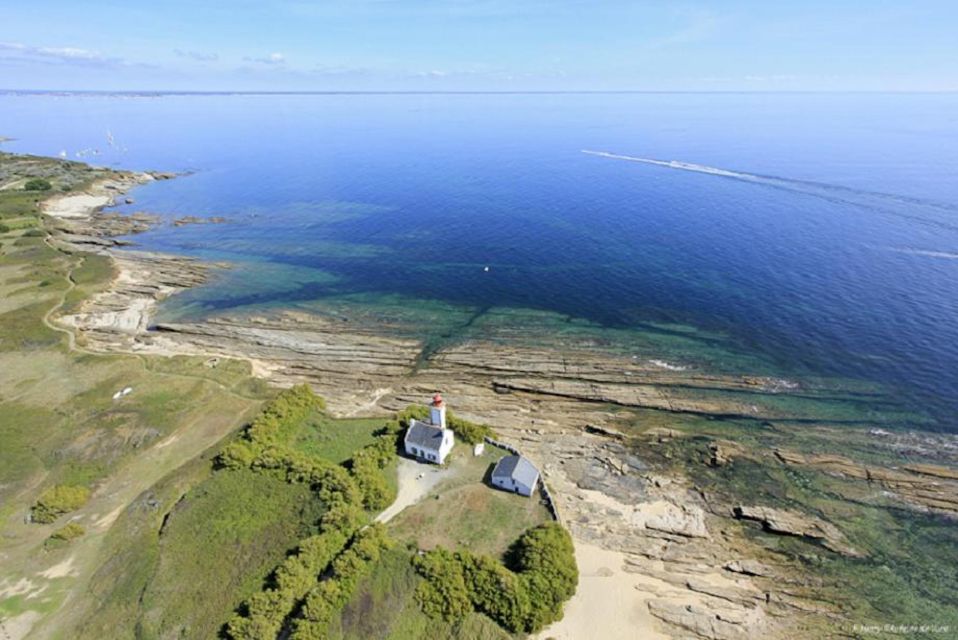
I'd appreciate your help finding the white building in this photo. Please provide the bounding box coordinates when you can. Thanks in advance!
[490,455,540,497]
[403,393,455,464]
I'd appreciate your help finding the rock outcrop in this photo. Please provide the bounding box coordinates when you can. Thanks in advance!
[732,505,862,557]
[774,449,958,516]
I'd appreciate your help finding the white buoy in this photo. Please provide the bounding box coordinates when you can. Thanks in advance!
[483,266,490,272]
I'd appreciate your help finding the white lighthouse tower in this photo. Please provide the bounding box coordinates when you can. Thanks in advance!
[430,392,447,428]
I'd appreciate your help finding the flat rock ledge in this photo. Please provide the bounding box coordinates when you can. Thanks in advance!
[732,505,862,558]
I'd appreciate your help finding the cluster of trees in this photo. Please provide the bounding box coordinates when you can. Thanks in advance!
[222,386,401,639]
[347,428,401,511]
[218,384,324,468]
[413,522,578,634]
[290,524,393,639]
[446,411,494,445]
[225,528,350,639]
[23,178,52,191]
[31,484,91,523]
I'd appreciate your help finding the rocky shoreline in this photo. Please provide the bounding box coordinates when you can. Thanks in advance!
[41,171,958,639]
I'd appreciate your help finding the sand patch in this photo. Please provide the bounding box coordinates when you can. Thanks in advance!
[0,577,37,599]
[535,542,673,640]
[0,610,42,640]
[154,433,180,449]
[94,504,125,529]
[38,555,75,579]
[42,193,112,219]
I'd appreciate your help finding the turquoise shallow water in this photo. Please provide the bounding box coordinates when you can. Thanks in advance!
[2,92,957,428]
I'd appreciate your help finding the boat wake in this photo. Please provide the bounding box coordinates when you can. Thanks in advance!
[888,247,958,260]
[582,150,958,233]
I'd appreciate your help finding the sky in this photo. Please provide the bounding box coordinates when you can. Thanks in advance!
[1,1,956,92]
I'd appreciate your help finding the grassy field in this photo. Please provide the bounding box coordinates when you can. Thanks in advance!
[326,547,511,640]
[389,444,553,559]
[0,155,276,639]
[290,411,389,464]
[319,442,554,640]
[69,465,326,640]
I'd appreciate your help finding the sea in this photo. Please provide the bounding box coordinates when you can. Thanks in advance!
[2,91,957,429]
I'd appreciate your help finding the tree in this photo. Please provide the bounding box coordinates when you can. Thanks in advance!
[23,178,52,191]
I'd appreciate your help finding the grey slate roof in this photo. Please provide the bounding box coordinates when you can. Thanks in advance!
[405,419,445,451]
[492,455,539,488]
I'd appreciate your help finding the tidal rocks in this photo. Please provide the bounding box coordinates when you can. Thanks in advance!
[645,502,710,539]
[732,505,862,557]
[172,215,227,226]
[708,440,743,467]
[774,448,958,516]
[724,559,774,577]
[647,599,756,640]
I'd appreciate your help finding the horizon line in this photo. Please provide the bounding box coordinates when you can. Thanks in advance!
[2,89,957,97]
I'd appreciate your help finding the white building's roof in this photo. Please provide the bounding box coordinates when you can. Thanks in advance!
[405,419,446,451]
[492,455,539,488]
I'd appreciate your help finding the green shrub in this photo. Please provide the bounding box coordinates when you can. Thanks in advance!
[23,178,52,191]
[413,523,578,633]
[0,223,10,234]
[396,405,429,427]
[462,553,528,631]
[23,228,45,237]
[348,435,399,511]
[217,384,325,471]
[447,411,494,445]
[225,529,350,640]
[49,522,85,542]
[290,524,393,639]
[412,548,473,623]
[32,484,91,523]
[511,522,578,631]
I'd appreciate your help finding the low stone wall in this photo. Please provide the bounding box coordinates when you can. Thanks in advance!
[484,436,562,524]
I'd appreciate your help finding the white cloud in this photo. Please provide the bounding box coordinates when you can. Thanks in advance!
[0,42,142,69]
[174,49,219,62]
[0,41,125,67]
[244,52,286,65]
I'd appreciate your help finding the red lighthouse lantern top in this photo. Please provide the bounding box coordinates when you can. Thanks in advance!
[432,393,444,407]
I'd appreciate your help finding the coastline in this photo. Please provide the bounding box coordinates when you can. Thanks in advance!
[36,164,958,639]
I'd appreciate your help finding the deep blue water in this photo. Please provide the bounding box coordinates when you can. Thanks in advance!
[2,92,957,428]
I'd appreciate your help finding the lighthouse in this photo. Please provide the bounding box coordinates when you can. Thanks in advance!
[404,393,455,464]
[430,392,447,428]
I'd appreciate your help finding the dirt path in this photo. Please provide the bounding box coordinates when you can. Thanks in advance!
[40,235,83,354]
[375,457,454,524]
